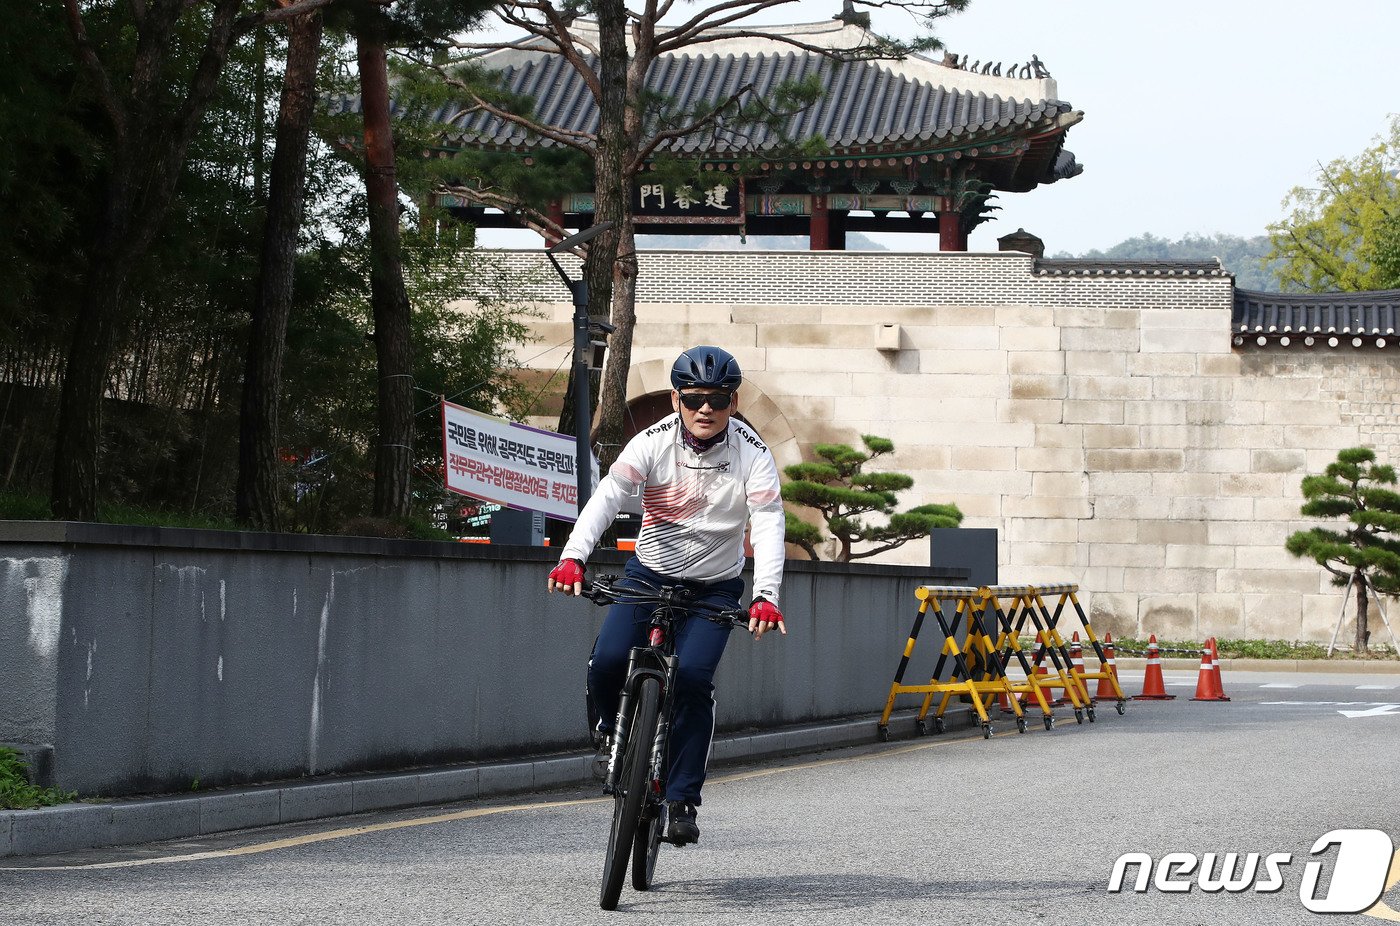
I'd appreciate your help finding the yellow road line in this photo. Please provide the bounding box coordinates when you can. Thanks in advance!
[4,735,963,871]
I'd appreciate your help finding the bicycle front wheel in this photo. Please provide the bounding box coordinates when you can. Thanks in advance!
[631,800,663,891]
[600,677,660,910]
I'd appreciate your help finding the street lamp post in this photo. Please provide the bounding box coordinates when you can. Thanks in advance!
[545,222,615,513]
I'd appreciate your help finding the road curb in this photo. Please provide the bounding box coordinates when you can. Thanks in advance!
[0,708,968,861]
[1114,657,1400,673]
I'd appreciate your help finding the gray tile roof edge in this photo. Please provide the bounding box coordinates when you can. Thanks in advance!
[0,711,961,861]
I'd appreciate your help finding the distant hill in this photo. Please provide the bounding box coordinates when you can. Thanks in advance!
[1053,233,1281,291]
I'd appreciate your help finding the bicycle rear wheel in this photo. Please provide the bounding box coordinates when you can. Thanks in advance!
[600,677,660,910]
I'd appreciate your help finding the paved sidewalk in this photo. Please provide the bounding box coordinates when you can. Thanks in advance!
[1,708,964,861]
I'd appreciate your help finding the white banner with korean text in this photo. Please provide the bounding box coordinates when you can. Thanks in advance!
[442,402,584,521]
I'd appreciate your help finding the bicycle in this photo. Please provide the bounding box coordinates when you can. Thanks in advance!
[581,574,748,911]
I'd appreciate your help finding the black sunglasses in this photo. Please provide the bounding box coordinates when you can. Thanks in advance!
[678,392,733,411]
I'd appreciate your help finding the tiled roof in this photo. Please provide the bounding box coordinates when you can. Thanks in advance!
[1232,288,1400,349]
[430,24,1080,172]
[1034,259,1228,278]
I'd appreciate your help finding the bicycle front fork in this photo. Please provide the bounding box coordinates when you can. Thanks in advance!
[602,648,675,795]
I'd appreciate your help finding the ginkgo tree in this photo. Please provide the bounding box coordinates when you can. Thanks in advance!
[782,434,962,562]
[1285,447,1400,653]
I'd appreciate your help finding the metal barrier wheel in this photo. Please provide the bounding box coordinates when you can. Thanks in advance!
[981,723,992,739]
[1016,716,1028,734]
[915,718,928,736]
[933,717,945,734]
[876,725,890,742]
[1074,708,1084,724]
[1043,715,1054,731]
[1116,700,1126,715]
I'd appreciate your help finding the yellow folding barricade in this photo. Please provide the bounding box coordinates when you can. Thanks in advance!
[877,585,1024,741]
[978,584,1058,730]
[1030,583,1128,717]
[984,583,1093,725]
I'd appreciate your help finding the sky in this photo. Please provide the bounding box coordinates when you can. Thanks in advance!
[474,0,1400,255]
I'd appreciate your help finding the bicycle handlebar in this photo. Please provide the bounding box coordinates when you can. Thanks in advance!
[582,575,749,626]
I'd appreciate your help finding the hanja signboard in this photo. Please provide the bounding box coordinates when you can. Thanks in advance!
[441,402,593,522]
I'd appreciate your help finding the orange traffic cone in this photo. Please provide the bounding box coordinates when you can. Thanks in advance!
[1190,642,1223,701]
[1070,632,1088,701]
[1132,634,1176,700]
[997,689,1017,714]
[1096,632,1120,699]
[1209,637,1231,701]
[1021,641,1050,707]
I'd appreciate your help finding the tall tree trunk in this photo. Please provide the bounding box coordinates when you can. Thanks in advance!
[356,12,413,519]
[236,9,324,529]
[1356,571,1370,653]
[587,0,639,474]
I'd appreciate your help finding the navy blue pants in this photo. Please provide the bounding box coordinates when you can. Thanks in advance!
[588,557,742,805]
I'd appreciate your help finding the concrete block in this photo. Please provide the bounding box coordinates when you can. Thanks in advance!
[9,804,111,856]
[1008,517,1080,544]
[1094,495,1173,520]
[751,370,852,398]
[1061,327,1138,353]
[1000,327,1062,351]
[1282,425,1363,450]
[1067,376,1152,401]
[780,727,826,754]
[532,756,589,790]
[731,305,811,324]
[1063,400,1124,425]
[1032,472,1088,498]
[1064,351,1127,376]
[1186,448,1254,473]
[1000,399,1064,423]
[1235,545,1301,570]
[199,789,281,835]
[743,732,790,760]
[1263,402,1341,426]
[995,306,1055,327]
[1126,353,1197,376]
[1054,307,1139,329]
[708,736,751,764]
[1220,473,1285,496]
[1082,425,1140,449]
[1153,376,1233,401]
[635,322,756,348]
[1124,566,1217,594]
[477,761,534,797]
[1080,566,1126,593]
[1219,569,1323,594]
[1077,520,1138,544]
[417,768,480,806]
[1169,497,1254,521]
[1032,424,1085,448]
[1252,449,1307,473]
[1255,497,1308,521]
[1019,447,1084,472]
[279,781,353,824]
[1009,375,1066,400]
[1007,351,1064,375]
[1141,328,1218,353]
[1124,401,1186,425]
[1090,543,1165,568]
[1151,473,1221,496]
[1086,449,1185,473]
[351,775,421,813]
[109,797,201,847]
[1086,592,1139,639]
[1005,541,1079,567]
[764,347,889,374]
[1087,472,1154,497]
[1,812,11,857]
[1002,495,1093,519]
[904,326,1001,351]
[950,446,1016,471]
[1138,520,1208,545]
[1197,594,1246,639]
[1198,354,1243,376]
[1138,595,1198,640]
[1165,545,1235,569]
[1187,400,1263,425]
[1243,593,1304,639]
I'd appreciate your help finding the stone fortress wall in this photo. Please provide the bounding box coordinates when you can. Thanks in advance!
[487,249,1400,643]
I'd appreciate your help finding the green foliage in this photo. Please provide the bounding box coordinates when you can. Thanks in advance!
[781,434,961,561]
[1055,232,1282,291]
[0,748,76,810]
[1266,115,1400,292]
[1286,447,1400,653]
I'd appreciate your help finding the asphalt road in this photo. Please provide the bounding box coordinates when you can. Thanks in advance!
[3,670,1399,926]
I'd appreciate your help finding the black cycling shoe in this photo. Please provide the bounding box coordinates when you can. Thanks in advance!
[666,801,699,845]
[591,734,612,782]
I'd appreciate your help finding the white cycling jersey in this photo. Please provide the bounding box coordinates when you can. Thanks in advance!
[560,413,785,606]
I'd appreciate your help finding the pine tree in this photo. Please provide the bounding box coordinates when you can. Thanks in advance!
[781,435,961,562]
[1285,447,1400,652]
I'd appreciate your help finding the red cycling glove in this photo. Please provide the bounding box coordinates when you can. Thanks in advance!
[749,598,784,630]
[549,558,585,593]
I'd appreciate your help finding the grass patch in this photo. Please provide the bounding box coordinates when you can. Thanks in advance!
[1085,637,1398,660]
[0,491,238,531]
[0,748,76,810]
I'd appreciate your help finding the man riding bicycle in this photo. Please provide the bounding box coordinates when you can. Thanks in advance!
[549,345,786,846]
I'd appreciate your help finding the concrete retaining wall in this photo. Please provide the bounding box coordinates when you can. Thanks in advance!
[0,522,966,797]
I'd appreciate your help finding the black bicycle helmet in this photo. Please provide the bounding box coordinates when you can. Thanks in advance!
[670,345,742,391]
